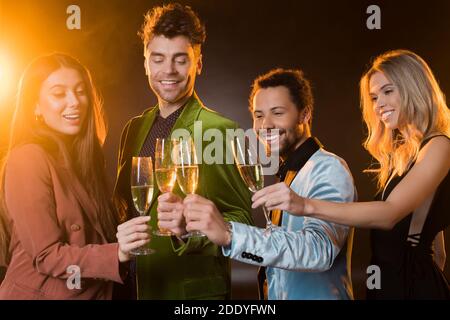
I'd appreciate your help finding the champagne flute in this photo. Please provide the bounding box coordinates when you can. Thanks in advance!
[154,138,177,236]
[130,156,155,255]
[172,138,204,238]
[232,136,274,235]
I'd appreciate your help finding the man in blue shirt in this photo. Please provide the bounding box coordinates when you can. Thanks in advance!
[184,68,356,299]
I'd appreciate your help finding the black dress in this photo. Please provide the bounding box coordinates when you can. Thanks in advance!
[367,136,450,300]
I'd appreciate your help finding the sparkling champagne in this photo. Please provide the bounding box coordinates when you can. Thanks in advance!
[155,168,177,193]
[237,164,264,192]
[176,165,198,194]
[131,185,154,214]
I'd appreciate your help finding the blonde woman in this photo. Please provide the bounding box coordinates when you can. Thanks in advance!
[252,50,450,299]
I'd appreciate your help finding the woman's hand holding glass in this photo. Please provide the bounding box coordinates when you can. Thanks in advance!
[128,156,155,255]
[116,216,151,262]
[232,136,275,236]
[251,181,307,216]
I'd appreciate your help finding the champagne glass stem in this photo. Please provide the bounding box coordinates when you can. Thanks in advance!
[261,206,273,236]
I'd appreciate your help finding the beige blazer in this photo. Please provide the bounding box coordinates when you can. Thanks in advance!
[0,144,123,300]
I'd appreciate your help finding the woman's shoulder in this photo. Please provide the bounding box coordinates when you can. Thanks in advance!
[420,135,450,155]
[417,135,450,168]
[6,144,52,170]
[8,143,49,159]
[421,134,450,149]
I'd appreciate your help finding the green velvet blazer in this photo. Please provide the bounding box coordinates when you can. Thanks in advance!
[113,93,254,299]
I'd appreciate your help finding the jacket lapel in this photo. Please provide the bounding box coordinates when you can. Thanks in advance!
[125,92,204,160]
[115,108,158,206]
[170,92,203,134]
[129,108,158,157]
[270,170,298,226]
[56,165,107,241]
[117,93,205,213]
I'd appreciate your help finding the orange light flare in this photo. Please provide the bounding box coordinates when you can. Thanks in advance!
[0,49,15,105]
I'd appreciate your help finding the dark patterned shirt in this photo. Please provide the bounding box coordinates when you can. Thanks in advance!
[139,106,184,159]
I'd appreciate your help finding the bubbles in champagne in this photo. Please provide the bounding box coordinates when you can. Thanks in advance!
[237,164,264,192]
[176,165,198,194]
[155,168,176,193]
[131,185,154,214]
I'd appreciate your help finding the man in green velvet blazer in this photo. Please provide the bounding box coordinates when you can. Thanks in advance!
[113,3,253,299]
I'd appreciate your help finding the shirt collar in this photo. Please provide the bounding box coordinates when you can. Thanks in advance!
[156,104,185,122]
[276,137,323,181]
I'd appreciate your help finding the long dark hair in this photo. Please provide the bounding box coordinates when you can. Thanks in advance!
[0,53,119,266]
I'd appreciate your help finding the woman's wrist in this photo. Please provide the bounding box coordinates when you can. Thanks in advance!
[303,197,315,216]
[118,247,130,263]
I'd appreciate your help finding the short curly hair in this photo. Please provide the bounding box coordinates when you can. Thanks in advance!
[139,3,206,54]
[249,68,314,126]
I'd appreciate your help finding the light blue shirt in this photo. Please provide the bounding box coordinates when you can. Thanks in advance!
[223,149,356,300]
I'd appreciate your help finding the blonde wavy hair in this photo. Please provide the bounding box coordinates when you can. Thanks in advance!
[360,49,450,191]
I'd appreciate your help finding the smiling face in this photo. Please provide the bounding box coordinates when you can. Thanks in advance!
[252,86,307,158]
[145,35,202,110]
[369,71,402,130]
[35,67,88,136]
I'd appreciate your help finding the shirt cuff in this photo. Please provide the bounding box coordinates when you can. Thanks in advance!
[221,221,237,257]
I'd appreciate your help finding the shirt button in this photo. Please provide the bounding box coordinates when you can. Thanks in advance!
[70,224,81,232]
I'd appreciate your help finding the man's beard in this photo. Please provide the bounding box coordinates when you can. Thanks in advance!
[279,126,304,158]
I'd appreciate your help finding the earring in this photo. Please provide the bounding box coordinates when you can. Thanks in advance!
[35,114,44,122]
